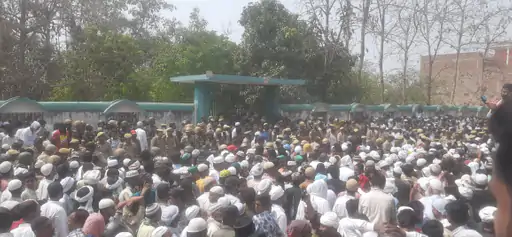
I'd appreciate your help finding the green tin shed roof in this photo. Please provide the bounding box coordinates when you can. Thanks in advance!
[0,97,46,113]
[330,105,351,111]
[350,103,365,112]
[171,74,306,86]
[365,105,383,112]
[137,103,194,111]
[397,105,413,112]
[39,99,145,113]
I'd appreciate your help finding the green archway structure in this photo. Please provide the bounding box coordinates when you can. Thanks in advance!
[103,99,145,114]
[170,73,306,123]
[0,97,46,113]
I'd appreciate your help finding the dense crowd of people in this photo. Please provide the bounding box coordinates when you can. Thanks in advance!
[0,100,504,237]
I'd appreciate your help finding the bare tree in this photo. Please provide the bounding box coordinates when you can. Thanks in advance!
[388,1,417,104]
[444,0,493,104]
[300,0,354,101]
[357,0,371,88]
[414,0,450,105]
[369,0,397,102]
[474,6,512,98]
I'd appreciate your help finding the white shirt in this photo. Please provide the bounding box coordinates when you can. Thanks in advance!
[36,178,53,201]
[135,128,148,151]
[339,167,355,181]
[451,225,483,237]
[419,194,442,221]
[332,194,355,218]
[180,227,188,237]
[358,188,396,226]
[224,194,242,206]
[11,223,35,237]
[16,126,38,147]
[310,161,320,170]
[0,190,11,203]
[327,190,337,209]
[41,200,69,237]
[209,169,220,182]
[405,231,428,237]
[2,136,14,147]
[197,192,210,211]
[152,174,169,189]
[338,217,374,237]
[271,204,287,235]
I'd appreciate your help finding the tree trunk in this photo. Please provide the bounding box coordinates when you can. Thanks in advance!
[450,49,461,104]
[402,53,408,104]
[379,6,385,103]
[17,0,27,97]
[357,0,371,92]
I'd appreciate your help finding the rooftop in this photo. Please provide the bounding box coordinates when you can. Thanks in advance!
[170,73,306,86]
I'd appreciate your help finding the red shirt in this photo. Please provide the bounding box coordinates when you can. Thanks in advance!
[359,174,369,188]
[10,219,23,230]
[52,130,70,149]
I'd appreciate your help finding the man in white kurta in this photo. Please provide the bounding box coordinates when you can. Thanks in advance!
[41,182,69,237]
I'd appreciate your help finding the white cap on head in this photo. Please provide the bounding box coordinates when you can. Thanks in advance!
[185,205,201,221]
[107,159,118,168]
[0,161,12,174]
[213,156,224,164]
[269,185,285,200]
[125,170,139,178]
[123,159,131,167]
[479,206,497,223]
[225,154,236,163]
[187,218,207,233]
[60,177,75,193]
[151,226,168,237]
[250,163,263,176]
[458,186,474,200]
[115,233,133,237]
[227,167,237,176]
[240,160,249,168]
[99,198,115,209]
[197,164,208,172]
[474,173,488,186]
[13,167,28,177]
[393,167,402,175]
[83,170,101,185]
[257,179,273,195]
[263,161,275,170]
[145,203,161,216]
[416,158,427,167]
[320,212,339,229]
[69,160,79,169]
[7,179,22,191]
[40,163,53,176]
[209,186,224,195]
[161,205,179,225]
[397,206,414,214]
[341,143,348,151]
[208,197,230,214]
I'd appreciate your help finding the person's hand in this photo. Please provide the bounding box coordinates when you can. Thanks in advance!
[141,182,151,194]
[486,99,500,110]
[383,223,406,237]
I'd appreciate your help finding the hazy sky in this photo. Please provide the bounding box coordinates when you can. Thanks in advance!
[166,0,436,73]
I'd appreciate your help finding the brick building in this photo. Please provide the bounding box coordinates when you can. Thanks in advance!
[419,43,512,105]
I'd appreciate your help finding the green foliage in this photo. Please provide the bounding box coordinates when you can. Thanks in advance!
[1,0,429,108]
